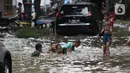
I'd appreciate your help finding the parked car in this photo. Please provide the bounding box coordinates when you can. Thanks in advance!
[55,2,103,35]
[0,41,12,73]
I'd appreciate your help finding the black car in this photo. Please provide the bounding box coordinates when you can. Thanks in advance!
[55,2,103,35]
[0,41,12,73]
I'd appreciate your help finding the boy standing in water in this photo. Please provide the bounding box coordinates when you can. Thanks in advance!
[61,40,81,54]
[31,43,42,57]
[100,12,113,55]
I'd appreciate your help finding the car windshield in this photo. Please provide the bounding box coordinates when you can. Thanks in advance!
[60,5,89,15]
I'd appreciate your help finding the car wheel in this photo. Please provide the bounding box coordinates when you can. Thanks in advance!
[4,59,11,73]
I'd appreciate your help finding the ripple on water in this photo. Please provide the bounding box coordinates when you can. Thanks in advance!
[2,36,130,73]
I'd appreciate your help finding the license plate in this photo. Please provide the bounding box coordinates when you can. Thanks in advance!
[70,20,80,23]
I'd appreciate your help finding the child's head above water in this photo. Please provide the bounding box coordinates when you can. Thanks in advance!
[35,43,42,52]
[74,39,81,47]
[50,42,57,53]
[51,42,57,49]
[56,44,62,54]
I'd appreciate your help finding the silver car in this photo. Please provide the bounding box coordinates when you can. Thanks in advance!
[0,42,12,73]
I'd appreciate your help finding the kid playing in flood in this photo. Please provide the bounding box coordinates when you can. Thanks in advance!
[100,12,113,55]
[48,42,57,53]
[61,40,81,54]
[56,44,63,55]
[48,42,63,55]
[31,43,42,57]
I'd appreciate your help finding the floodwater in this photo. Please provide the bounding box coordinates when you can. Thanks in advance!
[1,23,130,73]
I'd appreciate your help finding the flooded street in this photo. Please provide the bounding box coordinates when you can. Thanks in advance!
[1,24,130,73]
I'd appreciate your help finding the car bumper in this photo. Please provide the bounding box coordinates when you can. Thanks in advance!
[58,23,91,26]
[56,24,95,33]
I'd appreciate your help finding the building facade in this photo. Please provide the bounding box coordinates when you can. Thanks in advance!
[0,0,17,16]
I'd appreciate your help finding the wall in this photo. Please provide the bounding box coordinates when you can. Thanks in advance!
[0,0,14,16]
[0,0,4,11]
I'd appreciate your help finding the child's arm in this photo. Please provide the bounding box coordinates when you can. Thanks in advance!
[110,20,113,35]
[110,25,113,35]
[101,23,104,33]
[99,23,104,37]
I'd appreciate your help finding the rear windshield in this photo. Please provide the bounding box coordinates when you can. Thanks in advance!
[60,5,89,15]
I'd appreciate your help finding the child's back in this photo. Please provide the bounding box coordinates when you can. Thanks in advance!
[31,50,41,57]
[31,43,42,57]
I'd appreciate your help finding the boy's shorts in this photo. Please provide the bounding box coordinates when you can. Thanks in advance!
[103,34,112,45]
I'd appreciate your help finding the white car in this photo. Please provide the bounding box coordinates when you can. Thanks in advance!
[0,41,12,73]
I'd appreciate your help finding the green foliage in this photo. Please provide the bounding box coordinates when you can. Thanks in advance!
[15,28,49,38]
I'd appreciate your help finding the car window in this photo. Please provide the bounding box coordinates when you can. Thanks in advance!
[81,7,89,15]
[60,5,89,15]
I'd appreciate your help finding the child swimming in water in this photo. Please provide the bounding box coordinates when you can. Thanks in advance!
[61,40,81,54]
[56,44,63,55]
[31,43,42,57]
[48,42,57,53]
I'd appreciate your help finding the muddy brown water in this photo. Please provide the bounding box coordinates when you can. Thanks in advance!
[1,24,130,73]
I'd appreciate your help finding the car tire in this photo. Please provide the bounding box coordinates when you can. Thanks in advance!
[4,59,11,73]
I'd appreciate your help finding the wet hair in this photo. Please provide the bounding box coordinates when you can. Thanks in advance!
[56,44,62,54]
[51,42,56,46]
[75,39,81,44]
[49,42,57,53]
[35,43,42,50]
[56,44,61,49]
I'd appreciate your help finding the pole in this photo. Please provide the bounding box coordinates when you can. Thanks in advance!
[23,0,32,21]
[106,0,109,12]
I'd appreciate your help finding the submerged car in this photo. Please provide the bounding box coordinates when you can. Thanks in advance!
[0,41,12,73]
[55,2,103,35]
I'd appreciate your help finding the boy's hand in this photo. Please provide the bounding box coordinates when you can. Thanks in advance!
[98,33,102,37]
[99,31,103,37]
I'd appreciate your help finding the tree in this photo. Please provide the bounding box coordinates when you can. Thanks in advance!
[34,0,41,18]
[23,0,32,21]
